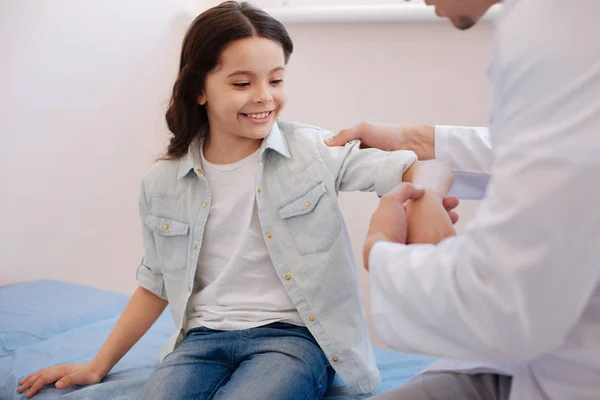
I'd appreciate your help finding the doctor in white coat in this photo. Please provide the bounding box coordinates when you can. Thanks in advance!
[327,0,600,399]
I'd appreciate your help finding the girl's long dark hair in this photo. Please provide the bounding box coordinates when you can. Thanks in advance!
[163,1,293,159]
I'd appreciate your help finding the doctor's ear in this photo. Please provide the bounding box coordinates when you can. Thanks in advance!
[197,93,206,106]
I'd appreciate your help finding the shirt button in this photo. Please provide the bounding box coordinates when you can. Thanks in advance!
[192,243,198,249]
[309,316,316,322]
[267,233,273,239]
[162,223,169,230]
[304,201,310,207]
[285,275,292,281]
[257,188,261,194]
[332,356,339,363]
[202,201,208,208]
[196,168,203,175]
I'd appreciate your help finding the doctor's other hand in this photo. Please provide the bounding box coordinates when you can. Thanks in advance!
[327,122,435,160]
[363,183,425,270]
[406,190,457,245]
[443,195,460,225]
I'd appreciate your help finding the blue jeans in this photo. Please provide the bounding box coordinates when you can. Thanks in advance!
[138,322,336,400]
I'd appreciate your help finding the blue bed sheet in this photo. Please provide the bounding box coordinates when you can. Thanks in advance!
[0,280,434,399]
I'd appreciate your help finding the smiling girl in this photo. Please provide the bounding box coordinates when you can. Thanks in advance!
[18,2,454,399]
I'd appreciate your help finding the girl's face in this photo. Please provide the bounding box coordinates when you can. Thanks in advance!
[198,37,287,143]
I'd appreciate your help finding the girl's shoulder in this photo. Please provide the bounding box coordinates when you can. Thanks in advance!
[276,120,335,144]
[140,158,183,196]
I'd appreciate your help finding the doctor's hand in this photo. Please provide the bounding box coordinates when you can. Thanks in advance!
[363,183,425,270]
[405,190,457,244]
[326,122,435,160]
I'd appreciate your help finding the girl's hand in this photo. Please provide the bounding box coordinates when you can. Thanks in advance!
[18,360,105,398]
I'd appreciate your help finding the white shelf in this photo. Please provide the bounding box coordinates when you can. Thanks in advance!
[264,3,502,24]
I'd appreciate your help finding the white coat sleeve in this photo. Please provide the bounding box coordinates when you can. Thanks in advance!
[434,126,492,200]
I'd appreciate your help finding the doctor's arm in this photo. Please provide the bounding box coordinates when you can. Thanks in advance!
[364,58,600,364]
[327,123,491,199]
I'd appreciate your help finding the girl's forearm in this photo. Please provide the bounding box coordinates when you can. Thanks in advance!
[403,160,454,198]
[92,286,168,377]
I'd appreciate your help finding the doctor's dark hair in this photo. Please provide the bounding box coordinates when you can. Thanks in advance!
[163,1,294,159]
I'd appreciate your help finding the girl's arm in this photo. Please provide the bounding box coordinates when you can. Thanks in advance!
[318,129,456,244]
[18,286,167,398]
[91,286,168,377]
[316,128,417,197]
[326,123,491,200]
[402,159,454,198]
[320,122,457,246]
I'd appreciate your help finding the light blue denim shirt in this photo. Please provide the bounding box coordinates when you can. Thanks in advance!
[136,120,417,396]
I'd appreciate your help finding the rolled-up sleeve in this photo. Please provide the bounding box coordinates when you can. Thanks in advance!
[136,179,167,300]
[317,132,417,196]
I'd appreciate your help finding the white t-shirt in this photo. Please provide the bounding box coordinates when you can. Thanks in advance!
[185,144,304,332]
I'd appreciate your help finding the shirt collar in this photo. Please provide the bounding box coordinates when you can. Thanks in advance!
[176,121,290,180]
[262,121,291,159]
[176,135,201,180]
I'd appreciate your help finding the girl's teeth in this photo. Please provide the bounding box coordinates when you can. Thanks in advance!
[248,112,269,119]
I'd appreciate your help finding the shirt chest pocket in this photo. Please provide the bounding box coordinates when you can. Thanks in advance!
[145,215,189,273]
[278,181,341,255]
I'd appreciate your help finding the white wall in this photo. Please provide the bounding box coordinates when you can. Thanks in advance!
[0,0,203,292]
[1,2,492,347]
